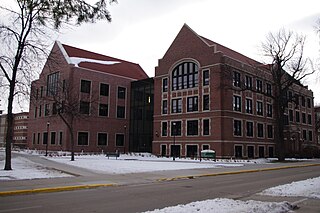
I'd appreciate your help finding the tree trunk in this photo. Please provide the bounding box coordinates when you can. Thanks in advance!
[274,92,286,161]
[70,129,75,161]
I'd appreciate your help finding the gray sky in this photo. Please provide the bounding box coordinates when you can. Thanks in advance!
[58,0,320,104]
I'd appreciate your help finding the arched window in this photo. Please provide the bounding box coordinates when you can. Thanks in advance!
[172,62,198,91]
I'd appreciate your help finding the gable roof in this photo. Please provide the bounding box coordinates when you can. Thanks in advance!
[56,41,148,80]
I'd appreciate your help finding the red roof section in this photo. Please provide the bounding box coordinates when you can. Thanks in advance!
[199,35,262,66]
[62,43,148,80]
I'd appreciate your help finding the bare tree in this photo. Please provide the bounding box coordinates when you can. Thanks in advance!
[0,0,116,170]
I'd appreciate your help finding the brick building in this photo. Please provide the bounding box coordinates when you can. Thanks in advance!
[0,112,29,148]
[153,24,316,158]
[28,41,148,153]
[315,106,320,145]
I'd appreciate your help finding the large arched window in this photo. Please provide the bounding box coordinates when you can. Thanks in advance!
[172,62,198,91]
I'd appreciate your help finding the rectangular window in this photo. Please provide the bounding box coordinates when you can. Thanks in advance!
[99,104,109,116]
[245,98,252,114]
[257,123,264,138]
[245,76,252,90]
[203,70,209,86]
[289,109,293,122]
[301,96,305,107]
[78,132,89,145]
[257,101,263,116]
[59,131,63,145]
[233,71,241,87]
[171,121,181,136]
[266,83,272,95]
[302,113,306,124]
[295,111,300,123]
[308,130,313,141]
[233,96,241,112]
[267,104,273,117]
[308,114,312,125]
[98,133,108,146]
[162,122,168,136]
[233,120,242,136]
[162,100,168,114]
[256,79,263,92]
[117,106,125,118]
[246,121,253,137]
[171,98,182,113]
[45,104,50,116]
[162,78,168,92]
[50,132,56,145]
[303,130,307,140]
[100,83,109,96]
[79,101,90,114]
[116,134,124,146]
[37,132,40,144]
[288,91,293,101]
[39,105,42,117]
[47,72,59,96]
[52,102,57,115]
[187,120,198,136]
[203,95,209,111]
[187,96,198,112]
[80,80,91,93]
[203,119,210,135]
[43,132,48,145]
[267,125,273,138]
[307,98,311,108]
[32,133,36,144]
[118,87,126,99]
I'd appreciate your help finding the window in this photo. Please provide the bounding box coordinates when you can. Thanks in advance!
[308,114,312,125]
[80,80,91,93]
[257,123,264,138]
[43,132,48,145]
[52,102,57,115]
[187,120,198,136]
[80,101,90,114]
[245,75,252,89]
[303,130,307,140]
[187,96,198,112]
[308,130,313,141]
[162,78,168,92]
[118,87,126,99]
[289,109,293,122]
[267,104,273,117]
[100,83,109,96]
[257,101,263,116]
[307,98,311,108]
[34,107,38,118]
[233,120,242,136]
[245,98,252,114]
[39,105,42,117]
[45,104,50,116]
[59,131,63,145]
[266,83,272,95]
[203,95,209,111]
[171,121,181,136]
[233,96,241,112]
[267,125,273,138]
[172,62,198,91]
[171,98,182,113]
[117,106,125,118]
[37,133,40,144]
[162,100,168,114]
[47,72,59,96]
[203,70,209,86]
[78,132,89,145]
[50,132,56,145]
[203,119,210,135]
[98,133,108,146]
[301,96,305,107]
[233,71,241,87]
[162,122,168,136]
[295,111,300,123]
[256,79,263,92]
[116,134,124,146]
[99,104,108,116]
[32,133,35,144]
[302,113,306,124]
[246,121,253,137]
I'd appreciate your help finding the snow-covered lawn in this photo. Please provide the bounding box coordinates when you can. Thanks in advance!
[0,156,72,180]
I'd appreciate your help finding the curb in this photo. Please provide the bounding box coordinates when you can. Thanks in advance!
[157,163,320,182]
[0,183,117,196]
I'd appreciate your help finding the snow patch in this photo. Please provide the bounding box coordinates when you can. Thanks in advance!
[69,57,120,67]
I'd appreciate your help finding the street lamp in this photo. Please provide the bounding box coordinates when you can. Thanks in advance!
[45,121,50,156]
[172,122,176,161]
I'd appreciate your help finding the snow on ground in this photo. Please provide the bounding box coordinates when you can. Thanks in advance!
[260,176,320,199]
[143,199,294,213]
[49,154,243,174]
[0,156,72,180]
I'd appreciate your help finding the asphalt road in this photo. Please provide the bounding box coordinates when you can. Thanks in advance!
[0,165,319,213]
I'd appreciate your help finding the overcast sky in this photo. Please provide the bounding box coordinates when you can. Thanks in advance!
[57,0,320,104]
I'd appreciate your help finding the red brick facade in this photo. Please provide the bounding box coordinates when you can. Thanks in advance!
[27,42,147,153]
[153,24,316,158]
